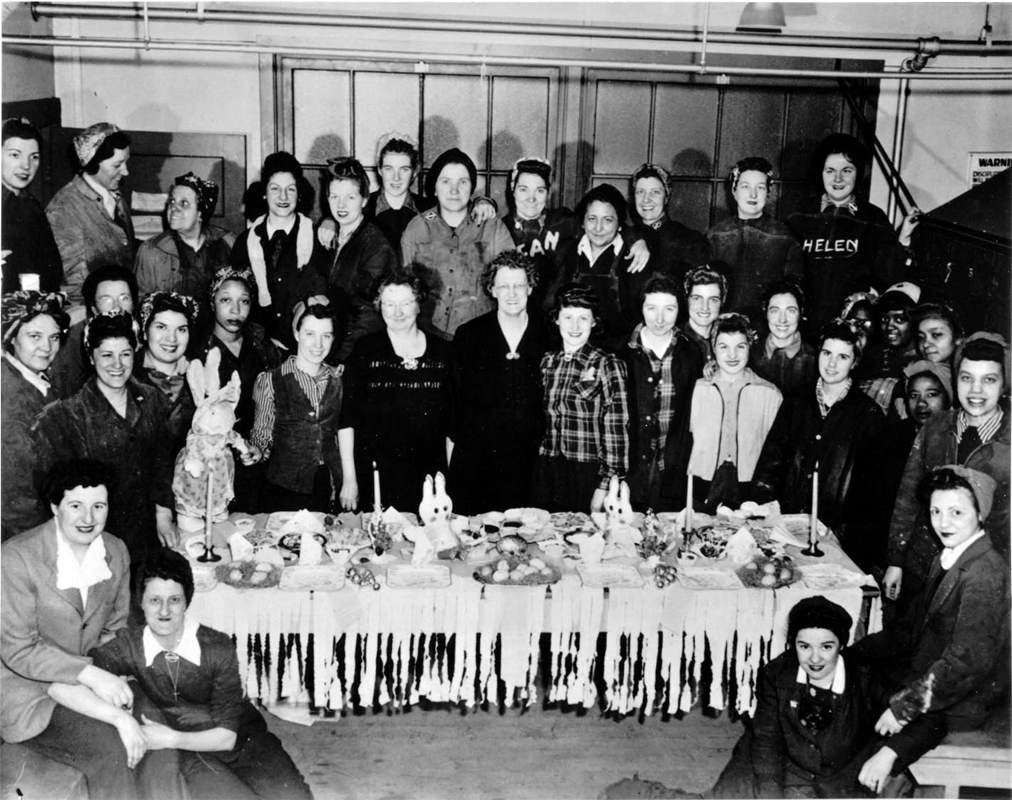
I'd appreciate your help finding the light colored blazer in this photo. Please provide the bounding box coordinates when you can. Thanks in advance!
[688,369,783,482]
[0,519,130,743]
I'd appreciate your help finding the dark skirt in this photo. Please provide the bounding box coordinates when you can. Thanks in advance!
[530,455,600,513]
[264,465,334,514]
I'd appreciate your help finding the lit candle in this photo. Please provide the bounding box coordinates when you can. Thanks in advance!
[686,468,694,534]
[372,461,382,515]
[810,461,819,546]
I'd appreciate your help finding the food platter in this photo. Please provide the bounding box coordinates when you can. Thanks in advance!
[576,564,645,588]
[278,532,327,553]
[473,554,560,586]
[386,564,452,589]
[737,556,801,589]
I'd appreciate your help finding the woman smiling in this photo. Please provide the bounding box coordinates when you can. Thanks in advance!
[33,311,178,562]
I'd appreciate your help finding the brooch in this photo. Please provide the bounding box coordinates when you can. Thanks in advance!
[506,351,520,361]
[401,357,419,370]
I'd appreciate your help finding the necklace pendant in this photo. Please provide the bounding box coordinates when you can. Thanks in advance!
[401,357,418,370]
[164,651,180,664]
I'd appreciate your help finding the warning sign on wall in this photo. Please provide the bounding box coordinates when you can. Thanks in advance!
[967,153,1012,188]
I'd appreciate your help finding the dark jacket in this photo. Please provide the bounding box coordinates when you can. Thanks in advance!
[134,226,234,298]
[326,221,397,362]
[752,387,885,534]
[750,651,884,798]
[133,364,196,459]
[887,409,1011,581]
[1,358,50,539]
[787,202,909,334]
[266,364,343,495]
[618,327,702,510]
[634,216,710,285]
[32,377,175,562]
[707,214,803,323]
[364,189,424,252]
[851,536,1011,732]
[1,186,63,294]
[750,338,818,397]
[231,215,328,350]
[502,208,578,309]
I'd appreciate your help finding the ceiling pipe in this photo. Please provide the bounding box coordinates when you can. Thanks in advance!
[7,33,1012,81]
[28,2,1012,57]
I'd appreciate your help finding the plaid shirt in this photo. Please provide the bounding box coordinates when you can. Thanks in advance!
[627,324,678,466]
[540,344,629,489]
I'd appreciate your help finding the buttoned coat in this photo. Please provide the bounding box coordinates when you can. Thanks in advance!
[45,174,135,304]
[0,520,130,743]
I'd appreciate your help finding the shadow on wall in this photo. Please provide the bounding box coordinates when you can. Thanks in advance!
[667,148,713,231]
[303,134,349,221]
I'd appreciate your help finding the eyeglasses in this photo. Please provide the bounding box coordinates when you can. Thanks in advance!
[94,294,133,311]
[493,283,529,295]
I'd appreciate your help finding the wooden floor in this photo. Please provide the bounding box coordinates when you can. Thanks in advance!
[265,701,743,800]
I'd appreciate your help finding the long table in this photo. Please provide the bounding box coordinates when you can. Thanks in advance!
[188,519,881,718]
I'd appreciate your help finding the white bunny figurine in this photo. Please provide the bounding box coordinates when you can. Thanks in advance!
[172,347,247,531]
[604,475,636,533]
[418,472,459,555]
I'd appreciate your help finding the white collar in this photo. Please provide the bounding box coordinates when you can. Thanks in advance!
[577,232,624,261]
[143,616,202,667]
[940,531,986,570]
[796,653,847,695]
[54,526,112,592]
[82,172,119,217]
[4,352,51,396]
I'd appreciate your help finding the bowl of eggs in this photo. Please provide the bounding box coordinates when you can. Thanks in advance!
[737,556,800,589]
[215,559,282,589]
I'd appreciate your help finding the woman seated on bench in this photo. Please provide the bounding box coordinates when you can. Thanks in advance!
[853,465,1011,792]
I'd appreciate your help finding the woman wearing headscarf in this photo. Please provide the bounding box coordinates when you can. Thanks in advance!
[135,172,234,302]
[1,117,63,294]
[853,466,1010,794]
[662,596,922,799]
[1,290,70,539]
[33,311,178,563]
[45,122,135,305]
[133,291,201,458]
[706,156,802,324]
[231,151,328,352]
[629,162,709,286]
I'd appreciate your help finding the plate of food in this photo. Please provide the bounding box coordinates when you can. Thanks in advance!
[279,532,328,553]
[473,554,560,586]
[737,556,801,589]
[690,524,737,560]
[677,567,743,590]
[215,560,282,589]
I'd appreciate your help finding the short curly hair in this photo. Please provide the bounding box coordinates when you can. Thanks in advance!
[134,548,195,609]
[818,318,865,362]
[43,458,116,509]
[683,267,728,304]
[373,267,428,311]
[575,184,627,230]
[481,251,539,297]
[709,312,757,352]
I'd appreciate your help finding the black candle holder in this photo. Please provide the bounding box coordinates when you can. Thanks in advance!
[801,540,824,558]
[196,542,222,563]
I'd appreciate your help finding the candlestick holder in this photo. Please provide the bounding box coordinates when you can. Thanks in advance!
[196,542,222,562]
[801,539,824,558]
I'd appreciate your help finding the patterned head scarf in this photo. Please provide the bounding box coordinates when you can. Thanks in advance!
[138,292,200,341]
[73,122,120,167]
[510,157,552,194]
[2,291,70,348]
[375,131,418,165]
[208,266,257,305]
[173,172,219,224]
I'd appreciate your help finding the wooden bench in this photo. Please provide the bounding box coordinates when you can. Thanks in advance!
[909,712,1012,798]
[0,742,88,800]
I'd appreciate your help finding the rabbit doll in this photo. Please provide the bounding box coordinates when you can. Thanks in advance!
[418,472,459,555]
[603,475,641,546]
[172,347,248,531]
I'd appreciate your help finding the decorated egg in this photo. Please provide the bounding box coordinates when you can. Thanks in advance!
[540,567,554,577]
[250,572,266,584]
[744,561,759,571]
[779,568,793,582]
[492,570,509,582]
[254,561,272,573]
[762,562,778,575]
[480,565,494,578]
[760,574,777,587]
[528,557,546,570]
[509,569,526,582]
[229,569,243,581]
[497,559,510,572]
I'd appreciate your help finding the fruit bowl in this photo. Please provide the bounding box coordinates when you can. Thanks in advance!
[737,556,800,589]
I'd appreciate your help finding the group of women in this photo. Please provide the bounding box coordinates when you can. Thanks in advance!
[2,115,1009,798]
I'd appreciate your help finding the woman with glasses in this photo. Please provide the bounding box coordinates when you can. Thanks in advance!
[448,252,549,513]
